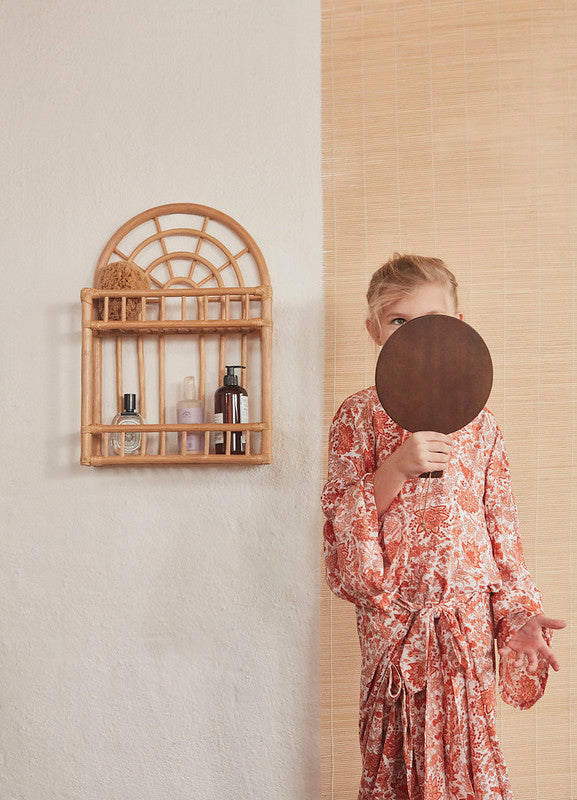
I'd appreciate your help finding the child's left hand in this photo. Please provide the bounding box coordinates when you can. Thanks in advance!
[499,614,566,673]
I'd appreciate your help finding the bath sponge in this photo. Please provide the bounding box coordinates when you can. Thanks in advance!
[94,261,151,320]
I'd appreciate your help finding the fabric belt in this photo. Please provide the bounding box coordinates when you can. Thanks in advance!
[382,591,486,699]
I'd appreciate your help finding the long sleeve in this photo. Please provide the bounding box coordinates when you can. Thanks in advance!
[483,422,549,708]
[321,395,392,611]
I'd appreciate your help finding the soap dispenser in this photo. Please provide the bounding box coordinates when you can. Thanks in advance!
[177,376,204,453]
[110,393,144,455]
[214,365,248,454]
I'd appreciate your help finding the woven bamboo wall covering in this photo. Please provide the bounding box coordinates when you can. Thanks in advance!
[321,2,576,798]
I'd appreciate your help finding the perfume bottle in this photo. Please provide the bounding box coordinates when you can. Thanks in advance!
[110,393,144,454]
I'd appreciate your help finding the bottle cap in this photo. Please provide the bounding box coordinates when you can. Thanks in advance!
[123,393,136,413]
[223,365,245,386]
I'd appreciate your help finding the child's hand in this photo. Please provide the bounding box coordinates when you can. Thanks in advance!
[389,431,452,479]
[499,614,566,672]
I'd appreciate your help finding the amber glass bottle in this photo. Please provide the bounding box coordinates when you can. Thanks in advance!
[214,366,248,454]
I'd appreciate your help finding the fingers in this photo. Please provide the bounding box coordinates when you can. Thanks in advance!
[398,432,454,477]
[412,432,452,467]
[526,652,539,673]
[535,615,567,630]
[539,644,561,672]
[415,432,453,450]
[499,642,561,673]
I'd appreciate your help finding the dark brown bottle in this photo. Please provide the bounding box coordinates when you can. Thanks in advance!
[214,366,248,454]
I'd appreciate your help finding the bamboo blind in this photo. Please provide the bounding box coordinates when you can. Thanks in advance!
[322,2,576,798]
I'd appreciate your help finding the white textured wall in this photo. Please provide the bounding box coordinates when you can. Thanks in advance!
[0,2,322,798]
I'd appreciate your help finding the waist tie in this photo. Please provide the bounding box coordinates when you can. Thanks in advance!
[386,592,482,696]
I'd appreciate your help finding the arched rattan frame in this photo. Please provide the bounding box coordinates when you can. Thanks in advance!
[94,203,271,290]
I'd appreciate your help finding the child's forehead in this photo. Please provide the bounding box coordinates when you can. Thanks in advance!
[381,283,454,312]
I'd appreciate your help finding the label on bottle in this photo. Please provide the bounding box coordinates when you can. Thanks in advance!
[177,406,204,452]
[214,412,224,446]
[111,416,142,455]
[240,395,249,423]
[240,395,248,447]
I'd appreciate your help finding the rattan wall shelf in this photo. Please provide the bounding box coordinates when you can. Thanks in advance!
[81,203,272,466]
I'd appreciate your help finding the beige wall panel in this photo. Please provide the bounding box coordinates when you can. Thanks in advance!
[322,1,576,797]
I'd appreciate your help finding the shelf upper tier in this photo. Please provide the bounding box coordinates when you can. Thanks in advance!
[81,287,271,334]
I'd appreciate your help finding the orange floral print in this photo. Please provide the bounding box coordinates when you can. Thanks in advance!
[321,387,549,800]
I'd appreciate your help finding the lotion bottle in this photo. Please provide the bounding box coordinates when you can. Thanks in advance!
[110,393,144,455]
[177,376,204,453]
[214,365,248,454]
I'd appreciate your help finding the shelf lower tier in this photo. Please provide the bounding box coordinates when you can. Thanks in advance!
[85,453,271,466]
[81,423,271,466]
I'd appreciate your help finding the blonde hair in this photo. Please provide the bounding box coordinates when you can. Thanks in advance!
[366,253,459,323]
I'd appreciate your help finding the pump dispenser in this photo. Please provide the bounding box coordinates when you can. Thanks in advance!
[214,365,248,454]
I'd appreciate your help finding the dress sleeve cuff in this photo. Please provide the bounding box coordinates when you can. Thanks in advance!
[497,611,551,710]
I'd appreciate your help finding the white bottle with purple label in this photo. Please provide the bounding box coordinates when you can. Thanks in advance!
[176,376,204,454]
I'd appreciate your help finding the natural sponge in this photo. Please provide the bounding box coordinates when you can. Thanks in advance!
[94,261,151,320]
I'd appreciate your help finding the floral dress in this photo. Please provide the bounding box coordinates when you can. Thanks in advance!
[321,387,550,800]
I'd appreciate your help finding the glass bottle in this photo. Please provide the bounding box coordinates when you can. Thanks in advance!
[176,376,204,453]
[110,393,144,455]
[214,366,248,455]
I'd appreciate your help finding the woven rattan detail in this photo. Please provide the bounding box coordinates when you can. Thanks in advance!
[81,204,272,466]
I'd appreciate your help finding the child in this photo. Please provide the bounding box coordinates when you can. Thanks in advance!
[321,254,565,800]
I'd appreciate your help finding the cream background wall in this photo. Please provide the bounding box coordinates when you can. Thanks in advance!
[0,2,322,798]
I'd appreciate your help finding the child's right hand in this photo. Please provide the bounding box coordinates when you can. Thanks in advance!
[373,431,453,516]
[390,431,453,479]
